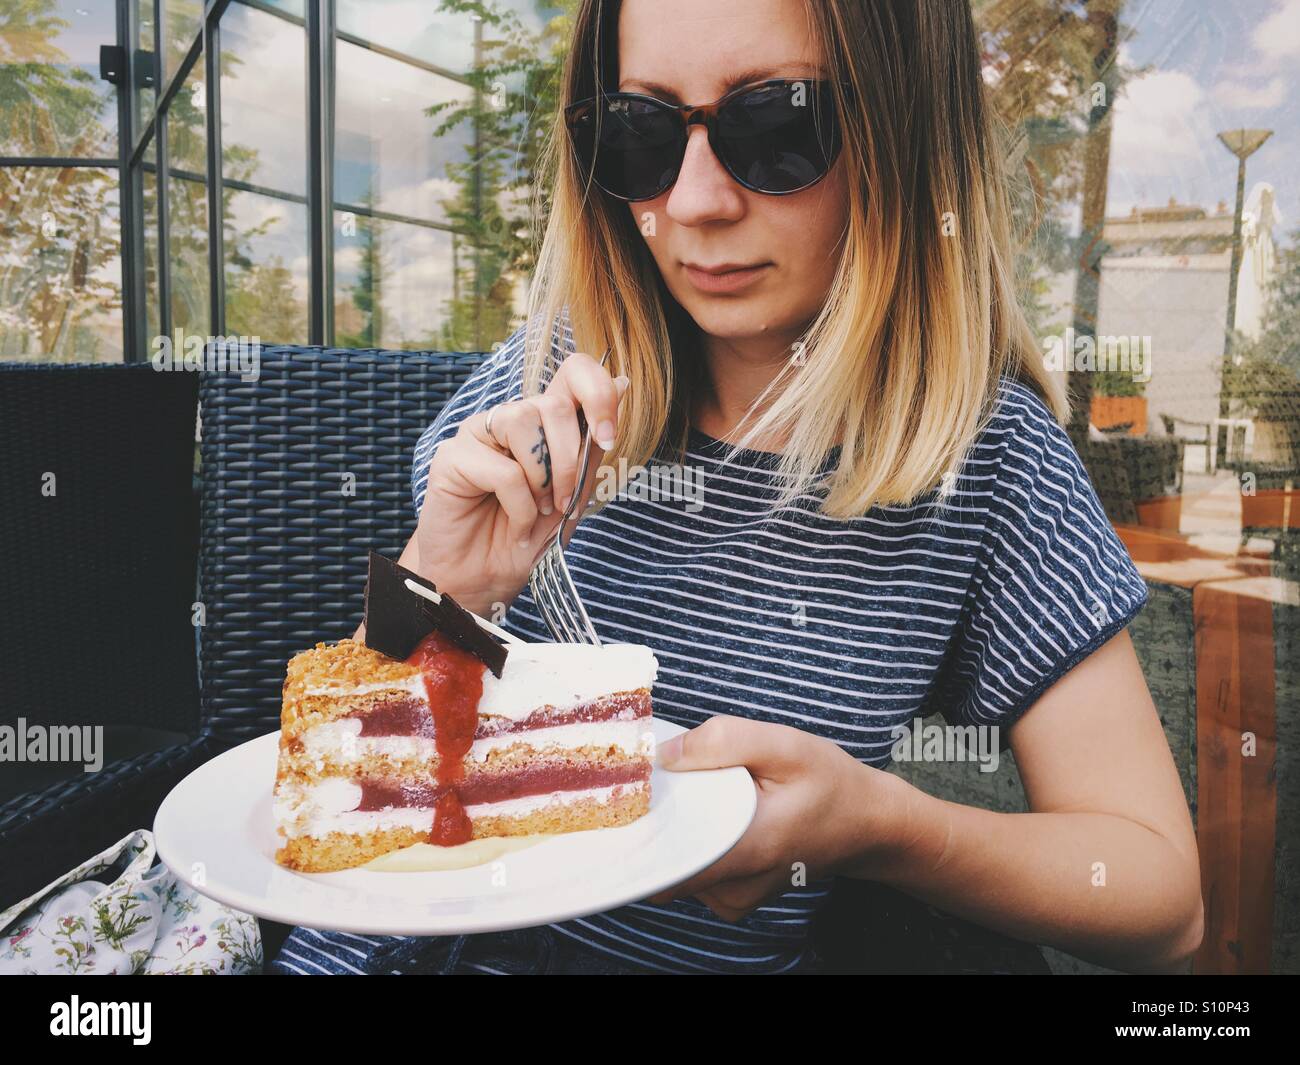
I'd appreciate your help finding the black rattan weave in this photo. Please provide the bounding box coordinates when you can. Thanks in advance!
[196,346,486,743]
[0,362,201,736]
[0,361,203,907]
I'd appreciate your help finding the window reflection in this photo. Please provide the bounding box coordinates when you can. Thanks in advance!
[168,62,208,336]
[224,190,308,343]
[0,166,121,361]
[136,0,157,139]
[335,0,563,75]
[0,1,117,157]
[333,212,455,349]
[334,41,474,225]
[220,1,307,196]
[978,0,1298,976]
[142,139,159,345]
[164,0,203,83]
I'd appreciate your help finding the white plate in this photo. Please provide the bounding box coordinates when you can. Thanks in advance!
[154,719,756,936]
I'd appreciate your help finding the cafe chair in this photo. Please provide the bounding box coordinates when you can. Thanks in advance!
[0,362,207,909]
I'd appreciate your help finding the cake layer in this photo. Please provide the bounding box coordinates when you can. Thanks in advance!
[278,717,655,781]
[275,758,650,834]
[284,638,658,734]
[359,759,650,808]
[338,688,651,739]
[275,782,650,872]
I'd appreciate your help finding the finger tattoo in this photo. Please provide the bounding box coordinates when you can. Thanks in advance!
[531,426,552,488]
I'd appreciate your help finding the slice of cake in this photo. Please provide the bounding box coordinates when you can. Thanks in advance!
[272,552,658,872]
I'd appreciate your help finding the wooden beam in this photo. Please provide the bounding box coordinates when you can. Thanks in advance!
[1192,578,1280,973]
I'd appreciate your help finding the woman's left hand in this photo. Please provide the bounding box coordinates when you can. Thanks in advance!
[644,715,909,920]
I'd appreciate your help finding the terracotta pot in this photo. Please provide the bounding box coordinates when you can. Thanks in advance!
[1091,395,1147,436]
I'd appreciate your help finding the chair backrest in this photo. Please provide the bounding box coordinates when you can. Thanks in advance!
[196,345,487,742]
[0,362,201,738]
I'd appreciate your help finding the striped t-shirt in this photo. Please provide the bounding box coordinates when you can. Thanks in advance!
[274,318,1148,974]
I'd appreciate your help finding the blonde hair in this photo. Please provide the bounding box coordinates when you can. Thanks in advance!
[520,0,1065,518]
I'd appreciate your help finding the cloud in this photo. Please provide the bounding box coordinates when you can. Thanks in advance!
[1252,0,1300,61]
[1111,69,1208,170]
[1212,76,1287,109]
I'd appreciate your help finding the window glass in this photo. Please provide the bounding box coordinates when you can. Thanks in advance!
[0,1,117,157]
[224,190,308,344]
[0,165,121,361]
[334,41,474,226]
[167,61,208,336]
[333,212,458,350]
[220,0,307,196]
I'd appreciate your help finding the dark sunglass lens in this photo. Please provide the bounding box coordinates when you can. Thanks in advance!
[572,97,682,200]
[718,81,841,193]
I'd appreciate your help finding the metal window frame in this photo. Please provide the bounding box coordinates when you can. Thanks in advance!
[204,13,226,336]
[6,0,487,361]
[305,0,336,345]
[118,0,230,360]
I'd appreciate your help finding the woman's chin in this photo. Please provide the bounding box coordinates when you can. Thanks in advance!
[681,297,785,338]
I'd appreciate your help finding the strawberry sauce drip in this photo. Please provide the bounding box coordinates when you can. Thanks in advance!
[404,630,486,846]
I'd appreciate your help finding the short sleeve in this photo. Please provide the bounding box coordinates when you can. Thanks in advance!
[936,380,1149,731]
[410,314,574,517]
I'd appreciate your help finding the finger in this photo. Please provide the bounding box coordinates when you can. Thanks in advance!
[433,434,542,548]
[655,714,806,777]
[553,351,622,450]
[557,379,628,546]
[647,863,778,911]
[693,871,788,922]
[534,391,581,514]
[464,401,555,517]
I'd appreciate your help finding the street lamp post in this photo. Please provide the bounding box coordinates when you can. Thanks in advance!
[1214,127,1272,469]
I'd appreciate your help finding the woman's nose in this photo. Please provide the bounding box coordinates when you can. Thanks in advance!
[667,126,745,217]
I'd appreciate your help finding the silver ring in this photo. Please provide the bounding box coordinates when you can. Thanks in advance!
[484,404,507,449]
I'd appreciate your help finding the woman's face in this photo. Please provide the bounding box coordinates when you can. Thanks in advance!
[618,0,848,350]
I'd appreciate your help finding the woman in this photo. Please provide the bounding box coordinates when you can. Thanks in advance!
[272,0,1201,975]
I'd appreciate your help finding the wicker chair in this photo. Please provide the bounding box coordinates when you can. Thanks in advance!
[196,346,489,744]
[0,362,207,910]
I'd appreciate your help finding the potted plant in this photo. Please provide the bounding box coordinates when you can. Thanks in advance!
[1090,368,1148,436]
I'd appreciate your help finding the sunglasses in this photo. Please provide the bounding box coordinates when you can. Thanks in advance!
[564,78,848,201]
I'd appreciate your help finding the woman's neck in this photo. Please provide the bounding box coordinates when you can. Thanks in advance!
[690,332,797,449]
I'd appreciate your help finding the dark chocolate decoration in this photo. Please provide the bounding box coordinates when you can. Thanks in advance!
[362,549,508,677]
[417,594,507,679]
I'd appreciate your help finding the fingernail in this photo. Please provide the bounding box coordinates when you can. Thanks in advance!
[614,375,630,395]
[517,534,531,548]
[655,735,683,767]
[595,420,615,448]
[559,493,572,510]
[540,501,553,516]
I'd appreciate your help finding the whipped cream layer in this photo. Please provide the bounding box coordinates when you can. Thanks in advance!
[302,642,657,722]
[274,779,647,839]
[297,715,654,768]
[479,643,657,719]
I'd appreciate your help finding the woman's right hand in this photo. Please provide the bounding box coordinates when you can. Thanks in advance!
[413,351,629,619]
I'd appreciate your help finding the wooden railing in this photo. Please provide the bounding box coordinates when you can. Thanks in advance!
[1115,521,1295,974]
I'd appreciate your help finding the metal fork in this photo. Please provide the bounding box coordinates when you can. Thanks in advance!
[528,346,612,645]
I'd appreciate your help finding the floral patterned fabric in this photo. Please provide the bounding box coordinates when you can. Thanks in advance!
[0,829,261,975]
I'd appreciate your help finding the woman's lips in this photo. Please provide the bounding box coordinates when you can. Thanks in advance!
[683,262,772,294]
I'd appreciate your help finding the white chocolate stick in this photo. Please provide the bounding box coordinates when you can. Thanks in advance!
[403,578,528,646]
